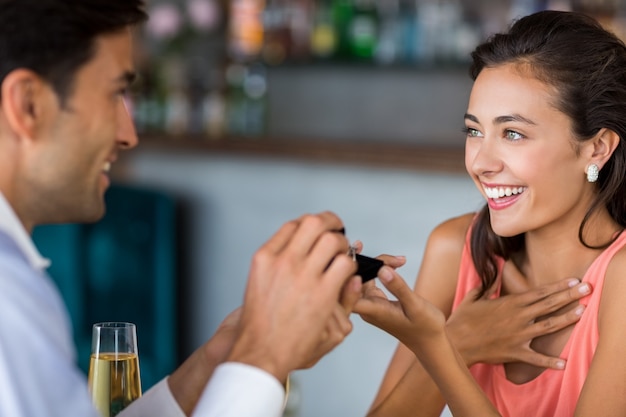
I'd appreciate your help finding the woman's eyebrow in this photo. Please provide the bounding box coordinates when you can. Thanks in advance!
[464,113,479,123]
[463,113,537,126]
[493,114,537,125]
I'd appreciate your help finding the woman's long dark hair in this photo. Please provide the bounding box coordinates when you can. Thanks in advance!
[469,10,626,297]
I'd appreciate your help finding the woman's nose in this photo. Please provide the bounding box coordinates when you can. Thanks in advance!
[465,136,503,177]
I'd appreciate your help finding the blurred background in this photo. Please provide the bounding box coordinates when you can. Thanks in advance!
[33,0,626,416]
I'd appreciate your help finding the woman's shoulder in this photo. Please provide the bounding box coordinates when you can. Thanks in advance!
[427,212,476,252]
[599,234,626,328]
[603,232,626,282]
[415,212,477,312]
[420,213,476,273]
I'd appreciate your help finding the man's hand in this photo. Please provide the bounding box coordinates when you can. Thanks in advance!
[227,212,360,382]
[298,276,362,369]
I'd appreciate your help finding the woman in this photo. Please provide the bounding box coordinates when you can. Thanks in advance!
[356,10,626,417]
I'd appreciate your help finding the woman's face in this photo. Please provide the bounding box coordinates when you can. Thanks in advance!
[464,63,591,237]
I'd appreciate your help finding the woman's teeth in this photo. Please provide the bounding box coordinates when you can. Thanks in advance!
[484,186,525,199]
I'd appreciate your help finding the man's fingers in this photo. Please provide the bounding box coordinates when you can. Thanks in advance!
[307,231,352,276]
[339,276,362,314]
[302,305,354,369]
[289,212,345,257]
[258,219,299,255]
[322,251,357,293]
[331,305,354,336]
[257,211,345,258]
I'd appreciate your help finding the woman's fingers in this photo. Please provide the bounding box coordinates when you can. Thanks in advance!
[376,254,407,269]
[517,348,567,370]
[358,267,446,343]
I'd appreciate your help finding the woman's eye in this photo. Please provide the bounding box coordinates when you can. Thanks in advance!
[505,130,524,141]
[464,127,482,137]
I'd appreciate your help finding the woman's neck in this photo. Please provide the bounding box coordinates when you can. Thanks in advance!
[508,209,621,289]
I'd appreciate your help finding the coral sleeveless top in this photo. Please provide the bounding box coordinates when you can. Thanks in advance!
[451,228,626,417]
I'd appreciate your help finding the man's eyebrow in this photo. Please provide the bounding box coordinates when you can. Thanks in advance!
[115,71,137,85]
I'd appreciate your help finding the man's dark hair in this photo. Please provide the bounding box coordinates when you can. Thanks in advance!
[0,0,147,106]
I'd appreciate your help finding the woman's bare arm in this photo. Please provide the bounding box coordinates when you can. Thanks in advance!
[356,264,501,417]
[366,214,472,416]
[574,248,626,416]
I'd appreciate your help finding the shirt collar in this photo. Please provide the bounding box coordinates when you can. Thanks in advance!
[0,192,50,271]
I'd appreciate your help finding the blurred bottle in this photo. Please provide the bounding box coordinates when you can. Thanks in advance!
[332,0,355,60]
[203,66,227,140]
[133,61,166,135]
[310,0,338,59]
[162,57,190,137]
[347,0,379,60]
[289,0,315,61]
[397,0,420,64]
[262,0,314,64]
[225,63,268,137]
[375,0,400,65]
[241,63,268,136]
[229,0,266,62]
[262,0,291,65]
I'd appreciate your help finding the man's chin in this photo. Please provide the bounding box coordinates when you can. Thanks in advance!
[57,203,106,225]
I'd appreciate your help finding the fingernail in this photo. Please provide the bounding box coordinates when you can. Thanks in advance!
[396,255,406,261]
[555,360,566,370]
[568,278,580,287]
[575,305,585,316]
[578,283,591,295]
[379,266,393,283]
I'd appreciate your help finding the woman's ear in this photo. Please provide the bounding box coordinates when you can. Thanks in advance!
[586,128,620,169]
[0,69,51,141]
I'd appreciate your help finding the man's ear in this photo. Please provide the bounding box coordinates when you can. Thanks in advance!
[0,69,52,141]
[585,128,620,169]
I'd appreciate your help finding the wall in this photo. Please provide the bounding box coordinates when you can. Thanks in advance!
[266,67,473,146]
[121,148,483,417]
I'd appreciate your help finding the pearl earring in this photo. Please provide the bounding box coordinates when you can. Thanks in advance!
[586,163,599,183]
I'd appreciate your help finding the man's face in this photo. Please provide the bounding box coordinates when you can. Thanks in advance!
[22,28,138,226]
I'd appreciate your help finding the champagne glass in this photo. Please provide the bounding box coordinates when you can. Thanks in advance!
[88,322,142,417]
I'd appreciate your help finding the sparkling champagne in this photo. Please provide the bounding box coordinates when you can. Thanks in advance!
[88,353,142,417]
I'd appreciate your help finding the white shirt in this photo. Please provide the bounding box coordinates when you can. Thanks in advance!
[0,192,284,417]
[193,363,285,417]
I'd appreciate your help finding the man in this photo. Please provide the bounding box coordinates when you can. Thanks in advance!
[0,0,360,416]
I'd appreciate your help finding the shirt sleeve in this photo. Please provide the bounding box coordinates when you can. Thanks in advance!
[192,362,286,417]
[118,378,185,417]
